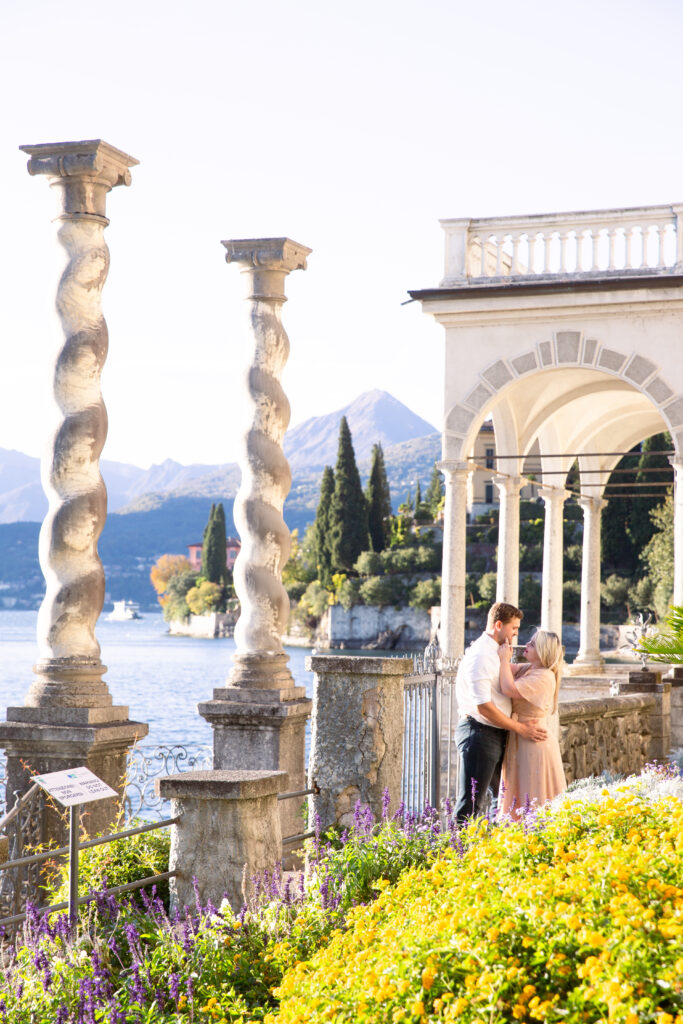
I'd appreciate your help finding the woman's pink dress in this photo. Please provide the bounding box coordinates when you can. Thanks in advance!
[498,666,566,817]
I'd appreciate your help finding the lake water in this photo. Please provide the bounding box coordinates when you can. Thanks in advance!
[0,611,314,751]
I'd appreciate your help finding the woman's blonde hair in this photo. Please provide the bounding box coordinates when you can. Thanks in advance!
[533,629,564,711]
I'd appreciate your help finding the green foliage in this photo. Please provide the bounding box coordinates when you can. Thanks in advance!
[314,466,335,588]
[640,492,674,616]
[600,573,631,610]
[359,575,398,608]
[519,543,543,571]
[354,550,384,576]
[636,604,683,662]
[562,579,582,620]
[518,575,541,619]
[202,502,228,588]
[300,580,331,619]
[629,432,673,553]
[283,526,318,601]
[628,574,655,616]
[409,577,441,611]
[162,569,199,622]
[564,544,582,575]
[186,579,224,615]
[478,571,497,603]
[45,815,171,913]
[337,576,361,611]
[328,418,369,572]
[424,462,444,519]
[366,444,393,552]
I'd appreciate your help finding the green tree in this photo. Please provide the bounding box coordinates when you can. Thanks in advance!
[163,569,199,623]
[629,432,672,554]
[601,447,639,573]
[641,492,674,618]
[365,443,392,552]
[314,466,335,587]
[425,463,444,519]
[186,580,224,615]
[202,503,228,586]
[329,417,369,572]
[409,577,441,611]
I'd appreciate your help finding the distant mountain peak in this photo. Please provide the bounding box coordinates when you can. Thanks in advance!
[284,391,436,472]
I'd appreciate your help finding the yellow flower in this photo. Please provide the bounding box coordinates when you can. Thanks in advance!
[411,1001,425,1017]
[421,966,436,990]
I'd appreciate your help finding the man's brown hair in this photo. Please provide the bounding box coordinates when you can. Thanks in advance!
[487,601,524,629]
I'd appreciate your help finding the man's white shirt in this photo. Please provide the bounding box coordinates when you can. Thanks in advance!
[455,632,511,727]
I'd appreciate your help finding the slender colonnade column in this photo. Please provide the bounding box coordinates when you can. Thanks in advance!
[439,461,470,658]
[495,474,522,606]
[0,140,147,838]
[574,495,606,670]
[670,456,683,606]
[540,486,569,638]
[198,238,312,844]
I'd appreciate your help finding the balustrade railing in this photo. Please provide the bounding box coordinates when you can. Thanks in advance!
[441,204,683,284]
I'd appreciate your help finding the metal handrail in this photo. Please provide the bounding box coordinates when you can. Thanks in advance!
[0,869,178,928]
[277,787,317,802]
[282,830,315,846]
[0,783,40,835]
[0,815,180,873]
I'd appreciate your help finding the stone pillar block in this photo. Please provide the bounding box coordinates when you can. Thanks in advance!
[668,667,683,749]
[617,669,671,761]
[157,769,287,913]
[198,689,310,841]
[307,655,411,830]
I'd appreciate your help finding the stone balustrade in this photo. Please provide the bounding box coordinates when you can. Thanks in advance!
[441,204,683,284]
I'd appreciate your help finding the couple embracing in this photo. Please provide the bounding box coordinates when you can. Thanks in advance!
[454,601,566,823]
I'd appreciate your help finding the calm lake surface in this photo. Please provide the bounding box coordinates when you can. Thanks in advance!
[0,611,314,751]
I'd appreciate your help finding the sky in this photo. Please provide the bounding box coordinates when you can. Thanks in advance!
[1,0,682,469]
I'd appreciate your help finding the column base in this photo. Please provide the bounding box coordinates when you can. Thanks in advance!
[566,652,605,675]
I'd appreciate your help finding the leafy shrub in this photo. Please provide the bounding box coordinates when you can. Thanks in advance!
[354,550,383,576]
[562,579,582,620]
[478,571,497,603]
[408,578,441,611]
[359,575,400,608]
[45,816,171,913]
[338,576,361,610]
[466,553,487,574]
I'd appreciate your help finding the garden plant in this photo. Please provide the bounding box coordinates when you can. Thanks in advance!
[1,767,683,1022]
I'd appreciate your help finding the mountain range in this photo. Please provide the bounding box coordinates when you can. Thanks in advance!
[0,390,441,610]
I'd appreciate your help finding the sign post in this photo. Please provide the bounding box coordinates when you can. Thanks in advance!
[33,767,117,931]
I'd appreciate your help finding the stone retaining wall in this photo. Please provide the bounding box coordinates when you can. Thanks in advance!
[559,694,656,783]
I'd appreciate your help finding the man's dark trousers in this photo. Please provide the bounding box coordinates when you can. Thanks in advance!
[454,716,507,822]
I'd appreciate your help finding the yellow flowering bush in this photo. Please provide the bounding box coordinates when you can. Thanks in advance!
[268,790,683,1023]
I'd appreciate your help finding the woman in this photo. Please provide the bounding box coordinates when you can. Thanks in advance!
[497,629,566,817]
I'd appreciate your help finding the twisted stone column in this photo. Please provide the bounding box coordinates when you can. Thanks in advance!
[0,140,147,839]
[439,461,470,658]
[494,474,522,606]
[539,486,569,638]
[574,495,606,671]
[199,239,312,846]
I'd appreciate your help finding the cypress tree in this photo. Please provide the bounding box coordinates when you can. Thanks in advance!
[202,502,228,584]
[415,479,422,511]
[601,447,639,573]
[366,443,392,552]
[425,463,444,518]
[314,466,335,587]
[329,417,369,572]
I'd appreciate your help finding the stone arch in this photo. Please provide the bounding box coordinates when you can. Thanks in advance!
[445,331,682,463]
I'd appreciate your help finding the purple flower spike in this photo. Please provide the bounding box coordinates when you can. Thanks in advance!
[382,787,391,820]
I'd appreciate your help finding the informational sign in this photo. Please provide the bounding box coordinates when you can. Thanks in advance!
[33,766,118,807]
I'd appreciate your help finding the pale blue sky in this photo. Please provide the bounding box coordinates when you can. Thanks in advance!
[1,0,682,467]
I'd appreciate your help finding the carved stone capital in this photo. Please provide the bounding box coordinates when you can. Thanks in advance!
[19,139,138,220]
[222,237,312,301]
[494,473,522,496]
[577,494,607,513]
[539,485,571,503]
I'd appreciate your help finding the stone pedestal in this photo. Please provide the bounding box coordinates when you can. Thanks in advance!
[157,770,287,913]
[306,655,411,831]
[616,669,671,761]
[198,238,312,843]
[0,140,146,842]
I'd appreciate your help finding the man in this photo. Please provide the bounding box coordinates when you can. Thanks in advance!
[454,601,548,822]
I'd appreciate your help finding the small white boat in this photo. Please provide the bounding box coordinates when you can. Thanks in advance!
[107,600,143,621]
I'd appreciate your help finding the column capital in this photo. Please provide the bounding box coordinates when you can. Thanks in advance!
[669,453,683,473]
[577,494,607,513]
[20,139,138,219]
[539,485,571,503]
[222,237,312,301]
[437,459,470,479]
[494,473,522,495]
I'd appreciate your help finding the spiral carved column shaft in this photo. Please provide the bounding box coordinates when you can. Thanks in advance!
[0,140,147,840]
[199,238,312,847]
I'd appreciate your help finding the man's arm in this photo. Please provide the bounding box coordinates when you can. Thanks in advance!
[476,701,548,742]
